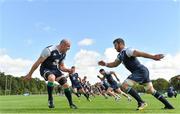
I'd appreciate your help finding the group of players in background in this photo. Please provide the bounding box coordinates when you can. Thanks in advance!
[66,66,132,102]
[66,67,177,103]
[67,67,177,98]
[24,38,177,110]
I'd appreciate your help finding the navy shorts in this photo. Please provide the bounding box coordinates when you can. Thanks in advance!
[72,83,83,90]
[127,66,150,84]
[40,67,63,81]
[100,85,106,91]
[103,84,109,91]
[109,81,119,90]
[167,91,174,97]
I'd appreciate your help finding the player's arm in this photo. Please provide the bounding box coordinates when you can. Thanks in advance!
[132,50,164,61]
[97,86,102,93]
[98,59,121,68]
[78,77,82,82]
[97,75,105,80]
[59,62,73,74]
[24,56,47,80]
[24,47,50,80]
[110,71,120,82]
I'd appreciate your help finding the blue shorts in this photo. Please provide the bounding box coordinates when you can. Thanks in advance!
[167,91,174,98]
[72,83,82,90]
[127,66,150,84]
[109,81,119,90]
[103,84,109,90]
[40,67,63,81]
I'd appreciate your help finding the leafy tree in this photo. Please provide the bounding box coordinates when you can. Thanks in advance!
[152,78,169,92]
[169,75,180,91]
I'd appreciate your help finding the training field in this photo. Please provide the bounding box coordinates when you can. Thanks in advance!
[0,94,179,114]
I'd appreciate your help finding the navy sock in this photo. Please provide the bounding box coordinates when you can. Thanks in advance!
[153,91,173,107]
[75,93,80,97]
[83,93,89,99]
[128,88,144,105]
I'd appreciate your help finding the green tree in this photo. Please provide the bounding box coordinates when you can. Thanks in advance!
[169,75,180,91]
[152,78,169,93]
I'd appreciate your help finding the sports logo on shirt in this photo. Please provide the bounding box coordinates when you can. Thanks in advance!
[52,59,59,66]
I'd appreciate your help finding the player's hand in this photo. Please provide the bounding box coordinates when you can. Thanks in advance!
[98,60,106,66]
[153,54,164,61]
[23,74,32,81]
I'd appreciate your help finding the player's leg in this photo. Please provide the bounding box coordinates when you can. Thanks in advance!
[107,87,120,101]
[40,69,56,108]
[121,79,146,110]
[57,77,77,109]
[100,86,108,99]
[174,91,177,98]
[90,91,96,98]
[47,74,55,108]
[115,88,131,101]
[144,82,174,109]
[102,90,108,99]
[72,87,81,98]
[84,87,91,98]
[106,87,116,97]
[41,70,56,108]
[79,88,90,101]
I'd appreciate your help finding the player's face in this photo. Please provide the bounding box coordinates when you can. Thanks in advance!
[60,42,71,53]
[72,67,75,73]
[99,71,105,75]
[114,42,123,52]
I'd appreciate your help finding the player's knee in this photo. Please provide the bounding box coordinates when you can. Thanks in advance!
[81,89,85,94]
[144,82,155,94]
[74,89,78,93]
[62,83,69,89]
[121,83,129,92]
[116,89,122,94]
[122,79,134,91]
[145,86,155,94]
[58,77,68,86]
[107,89,111,93]
[48,74,55,82]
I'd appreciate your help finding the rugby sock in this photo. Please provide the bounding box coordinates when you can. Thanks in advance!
[64,88,73,105]
[75,93,80,97]
[128,88,144,104]
[83,93,89,99]
[152,91,174,108]
[47,82,54,101]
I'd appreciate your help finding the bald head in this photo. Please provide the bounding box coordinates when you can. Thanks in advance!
[58,39,71,53]
[60,39,71,45]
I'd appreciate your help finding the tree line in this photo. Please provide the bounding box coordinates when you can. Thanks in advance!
[0,72,47,95]
[0,72,179,95]
[133,75,180,93]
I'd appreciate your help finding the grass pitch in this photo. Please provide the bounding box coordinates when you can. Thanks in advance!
[0,94,179,114]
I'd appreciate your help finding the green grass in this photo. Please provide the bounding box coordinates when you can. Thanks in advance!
[0,94,179,114]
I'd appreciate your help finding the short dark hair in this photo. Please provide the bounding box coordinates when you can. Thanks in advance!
[113,38,125,45]
[99,69,105,72]
[71,66,75,68]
